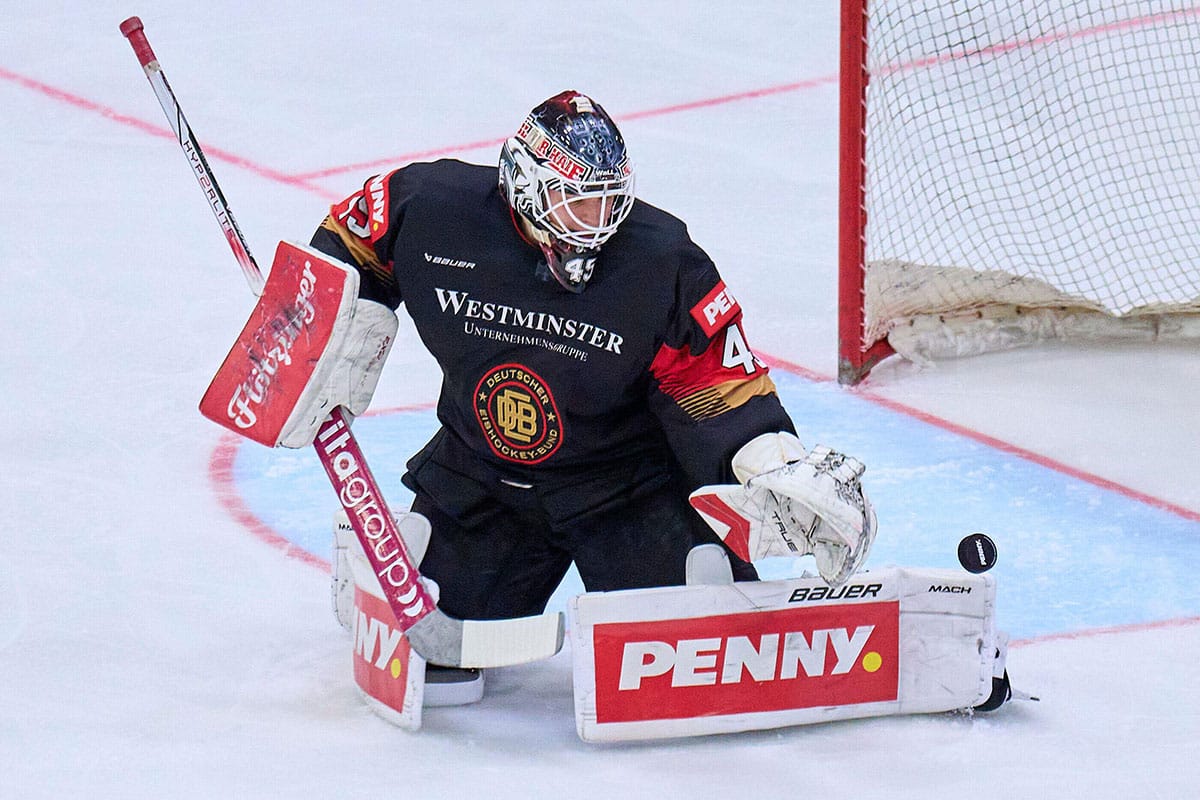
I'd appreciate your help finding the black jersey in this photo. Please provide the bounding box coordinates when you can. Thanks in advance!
[311,159,794,525]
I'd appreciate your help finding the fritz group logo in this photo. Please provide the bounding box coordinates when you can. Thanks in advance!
[591,602,899,723]
[224,259,318,430]
[474,363,563,464]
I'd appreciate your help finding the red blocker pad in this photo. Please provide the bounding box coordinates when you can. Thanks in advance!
[569,567,997,742]
[351,551,425,730]
[200,241,358,447]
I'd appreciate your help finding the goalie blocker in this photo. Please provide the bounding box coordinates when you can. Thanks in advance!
[570,556,1007,743]
[199,240,397,449]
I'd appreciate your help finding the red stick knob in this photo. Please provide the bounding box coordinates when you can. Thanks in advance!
[119,17,157,67]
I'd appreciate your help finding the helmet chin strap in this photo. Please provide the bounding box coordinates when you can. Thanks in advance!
[539,242,596,293]
[514,212,597,293]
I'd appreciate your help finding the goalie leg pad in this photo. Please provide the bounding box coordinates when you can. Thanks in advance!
[350,553,425,730]
[333,509,432,631]
[568,566,1001,743]
[345,521,487,723]
[684,544,734,586]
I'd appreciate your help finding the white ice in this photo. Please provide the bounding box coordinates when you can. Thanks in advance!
[1,3,1197,798]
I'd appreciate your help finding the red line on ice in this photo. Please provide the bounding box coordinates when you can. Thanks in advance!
[206,403,436,570]
[290,77,837,181]
[759,353,1200,525]
[1013,615,1200,647]
[8,6,1195,192]
[209,433,332,571]
[0,66,339,199]
[290,7,1200,179]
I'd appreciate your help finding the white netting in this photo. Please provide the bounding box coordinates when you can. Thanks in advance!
[860,2,1200,353]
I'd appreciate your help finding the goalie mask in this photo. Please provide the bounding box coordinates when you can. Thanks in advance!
[499,90,636,292]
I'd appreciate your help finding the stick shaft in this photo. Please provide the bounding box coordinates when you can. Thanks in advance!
[315,408,437,628]
[118,18,561,664]
[118,17,434,628]
[120,16,263,295]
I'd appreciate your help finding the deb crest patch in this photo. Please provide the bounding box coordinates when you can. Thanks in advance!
[474,364,563,464]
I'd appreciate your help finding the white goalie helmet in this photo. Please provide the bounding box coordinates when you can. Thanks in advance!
[499,90,636,291]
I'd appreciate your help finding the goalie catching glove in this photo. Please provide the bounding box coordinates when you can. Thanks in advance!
[689,432,877,586]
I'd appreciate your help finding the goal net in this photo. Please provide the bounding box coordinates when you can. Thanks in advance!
[838,1,1200,383]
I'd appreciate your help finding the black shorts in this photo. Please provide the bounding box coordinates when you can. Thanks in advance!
[411,473,755,620]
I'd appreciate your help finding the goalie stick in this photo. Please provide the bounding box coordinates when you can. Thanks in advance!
[119,16,563,668]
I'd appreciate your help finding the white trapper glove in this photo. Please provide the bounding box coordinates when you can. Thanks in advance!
[688,432,878,587]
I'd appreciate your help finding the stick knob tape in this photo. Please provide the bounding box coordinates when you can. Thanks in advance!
[119,16,158,67]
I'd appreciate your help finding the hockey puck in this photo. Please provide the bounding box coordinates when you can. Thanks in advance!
[957,533,997,573]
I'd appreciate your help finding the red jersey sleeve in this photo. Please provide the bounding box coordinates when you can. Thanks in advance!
[648,241,795,487]
[312,168,407,308]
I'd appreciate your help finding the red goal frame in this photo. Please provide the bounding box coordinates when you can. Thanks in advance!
[837,0,892,385]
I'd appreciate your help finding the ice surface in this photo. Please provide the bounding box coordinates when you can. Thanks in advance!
[1,3,1197,798]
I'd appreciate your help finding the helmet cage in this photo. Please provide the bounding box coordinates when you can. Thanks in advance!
[526,159,634,250]
[500,103,635,252]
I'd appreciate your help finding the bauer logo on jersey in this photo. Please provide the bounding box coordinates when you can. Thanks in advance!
[590,602,899,723]
[690,281,742,337]
[474,364,563,464]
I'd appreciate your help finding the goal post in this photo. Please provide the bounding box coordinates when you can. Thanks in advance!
[837,1,1200,384]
